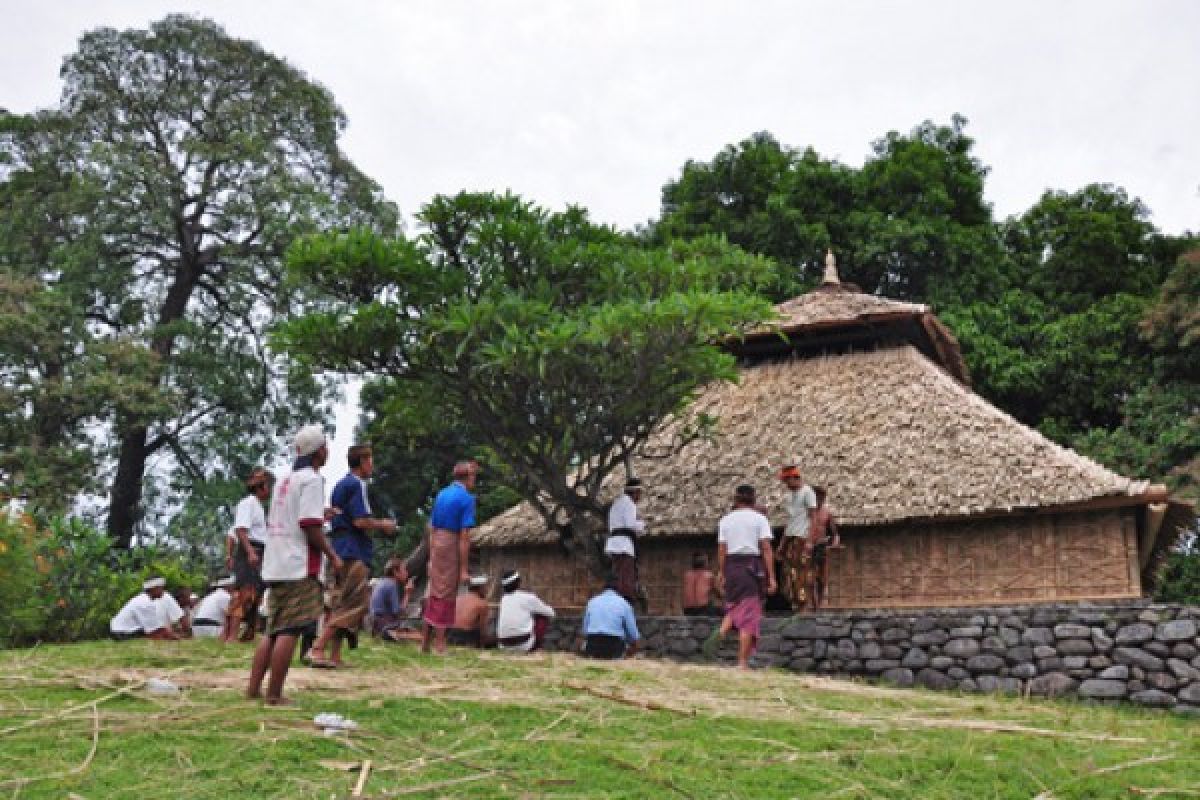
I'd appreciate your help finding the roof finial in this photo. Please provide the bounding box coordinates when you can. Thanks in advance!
[822,248,840,285]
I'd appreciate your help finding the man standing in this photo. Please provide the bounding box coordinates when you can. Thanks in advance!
[421,461,478,655]
[247,425,342,705]
[605,478,645,607]
[807,486,841,610]
[225,467,274,643]
[193,577,235,639]
[580,574,640,659]
[448,575,493,648]
[496,570,556,653]
[706,485,777,669]
[778,464,817,610]
[110,577,180,640]
[306,443,397,668]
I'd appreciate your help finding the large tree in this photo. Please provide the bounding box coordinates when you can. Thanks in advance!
[0,16,396,545]
[279,192,774,569]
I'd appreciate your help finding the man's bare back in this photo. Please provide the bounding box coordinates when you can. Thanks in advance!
[682,568,715,610]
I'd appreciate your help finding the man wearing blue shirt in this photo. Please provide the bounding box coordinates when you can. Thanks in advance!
[421,460,479,655]
[581,574,640,659]
[306,443,396,668]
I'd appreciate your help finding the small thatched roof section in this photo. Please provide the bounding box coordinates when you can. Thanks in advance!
[767,284,928,335]
[474,345,1150,547]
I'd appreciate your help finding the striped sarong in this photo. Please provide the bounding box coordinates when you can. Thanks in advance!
[423,529,460,629]
[325,559,370,633]
[266,577,322,637]
[723,554,766,640]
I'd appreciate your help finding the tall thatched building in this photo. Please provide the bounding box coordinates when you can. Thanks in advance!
[473,254,1189,613]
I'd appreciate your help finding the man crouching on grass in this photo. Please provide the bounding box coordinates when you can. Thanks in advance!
[246,424,342,706]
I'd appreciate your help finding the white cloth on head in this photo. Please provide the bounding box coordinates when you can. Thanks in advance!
[261,467,325,582]
[496,590,555,651]
[783,484,817,538]
[193,588,231,625]
[605,494,644,556]
[233,494,268,544]
[718,507,774,555]
[110,593,163,635]
[143,577,166,590]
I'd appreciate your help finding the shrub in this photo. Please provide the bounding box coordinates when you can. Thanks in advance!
[0,515,50,646]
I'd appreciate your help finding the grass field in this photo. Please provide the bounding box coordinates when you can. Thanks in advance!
[1,638,1197,799]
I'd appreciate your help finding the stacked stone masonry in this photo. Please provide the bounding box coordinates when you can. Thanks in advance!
[541,601,1200,712]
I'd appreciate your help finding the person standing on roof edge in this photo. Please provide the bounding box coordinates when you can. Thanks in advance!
[605,477,646,608]
[421,460,479,655]
[306,442,397,668]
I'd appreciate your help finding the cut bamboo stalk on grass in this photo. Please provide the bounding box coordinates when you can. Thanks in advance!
[1092,754,1173,774]
[561,681,696,715]
[351,759,371,797]
[375,770,497,797]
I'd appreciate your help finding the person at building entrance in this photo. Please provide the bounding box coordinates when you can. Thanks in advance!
[605,477,646,609]
[778,463,816,610]
[806,486,841,610]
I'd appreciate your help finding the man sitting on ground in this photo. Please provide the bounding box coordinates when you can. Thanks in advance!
[496,570,555,653]
[448,575,493,648]
[110,578,180,641]
[193,577,236,638]
[580,574,640,659]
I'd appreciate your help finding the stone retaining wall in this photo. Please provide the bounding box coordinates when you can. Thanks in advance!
[541,601,1200,712]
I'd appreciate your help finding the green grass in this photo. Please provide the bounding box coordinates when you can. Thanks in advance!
[1,638,1197,798]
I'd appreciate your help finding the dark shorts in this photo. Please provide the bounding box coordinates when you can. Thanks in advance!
[446,628,481,648]
[583,633,626,659]
[110,630,145,641]
[234,541,266,591]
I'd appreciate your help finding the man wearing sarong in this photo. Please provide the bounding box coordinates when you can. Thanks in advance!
[496,570,556,653]
[705,484,776,669]
[778,464,817,610]
[447,575,492,648]
[604,478,645,607]
[193,577,235,639]
[421,461,478,655]
[225,468,274,642]
[581,574,640,659]
[247,425,342,705]
[806,486,841,610]
[306,443,397,668]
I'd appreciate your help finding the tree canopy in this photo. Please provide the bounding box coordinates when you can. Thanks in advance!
[0,15,396,545]
[279,192,775,563]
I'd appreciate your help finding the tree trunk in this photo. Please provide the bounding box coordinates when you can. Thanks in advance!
[107,424,150,549]
[566,514,608,580]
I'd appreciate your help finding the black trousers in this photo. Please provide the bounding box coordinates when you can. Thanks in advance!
[584,633,626,659]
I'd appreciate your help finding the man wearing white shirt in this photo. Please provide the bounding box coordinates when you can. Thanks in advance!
[778,464,817,610]
[110,577,179,640]
[246,425,342,706]
[226,467,274,643]
[496,571,556,653]
[705,485,777,669]
[605,478,645,606]
[193,577,236,638]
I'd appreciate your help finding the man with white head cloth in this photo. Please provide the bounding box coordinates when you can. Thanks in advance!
[496,570,555,653]
[110,577,179,641]
[193,577,236,639]
[246,424,342,705]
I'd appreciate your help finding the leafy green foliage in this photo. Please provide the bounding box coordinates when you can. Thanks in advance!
[280,192,775,556]
[0,15,396,546]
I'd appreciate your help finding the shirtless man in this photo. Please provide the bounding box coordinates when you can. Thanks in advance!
[806,486,841,610]
[682,552,720,615]
[448,575,493,648]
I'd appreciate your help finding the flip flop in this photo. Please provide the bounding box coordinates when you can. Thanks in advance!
[308,657,338,669]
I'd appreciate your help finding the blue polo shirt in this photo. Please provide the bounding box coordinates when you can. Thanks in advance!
[582,589,640,643]
[430,481,476,532]
[330,472,374,562]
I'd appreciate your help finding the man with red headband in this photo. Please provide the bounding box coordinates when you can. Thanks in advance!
[778,463,817,610]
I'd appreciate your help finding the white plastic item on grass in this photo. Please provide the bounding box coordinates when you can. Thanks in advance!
[314,712,359,731]
[144,677,180,695]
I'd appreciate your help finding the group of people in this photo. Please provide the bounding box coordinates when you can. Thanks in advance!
[110,422,836,700]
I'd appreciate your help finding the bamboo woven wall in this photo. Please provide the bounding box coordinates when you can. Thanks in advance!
[480,508,1142,613]
[824,508,1142,608]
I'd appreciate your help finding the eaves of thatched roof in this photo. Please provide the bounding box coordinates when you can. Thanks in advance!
[474,344,1156,548]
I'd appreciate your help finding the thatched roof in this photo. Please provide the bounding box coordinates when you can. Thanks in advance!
[474,344,1152,547]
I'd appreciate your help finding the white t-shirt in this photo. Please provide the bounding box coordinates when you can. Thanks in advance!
[497,590,556,650]
[605,494,645,556]
[155,593,185,629]
[194,588,231,623]
[261,466,325,582]
[234,494,268,544]
[784,485,817,538]
[718,507,774,555]
[110,593,163,635]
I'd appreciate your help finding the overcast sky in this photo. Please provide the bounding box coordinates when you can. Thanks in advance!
[4,0,1198,487]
